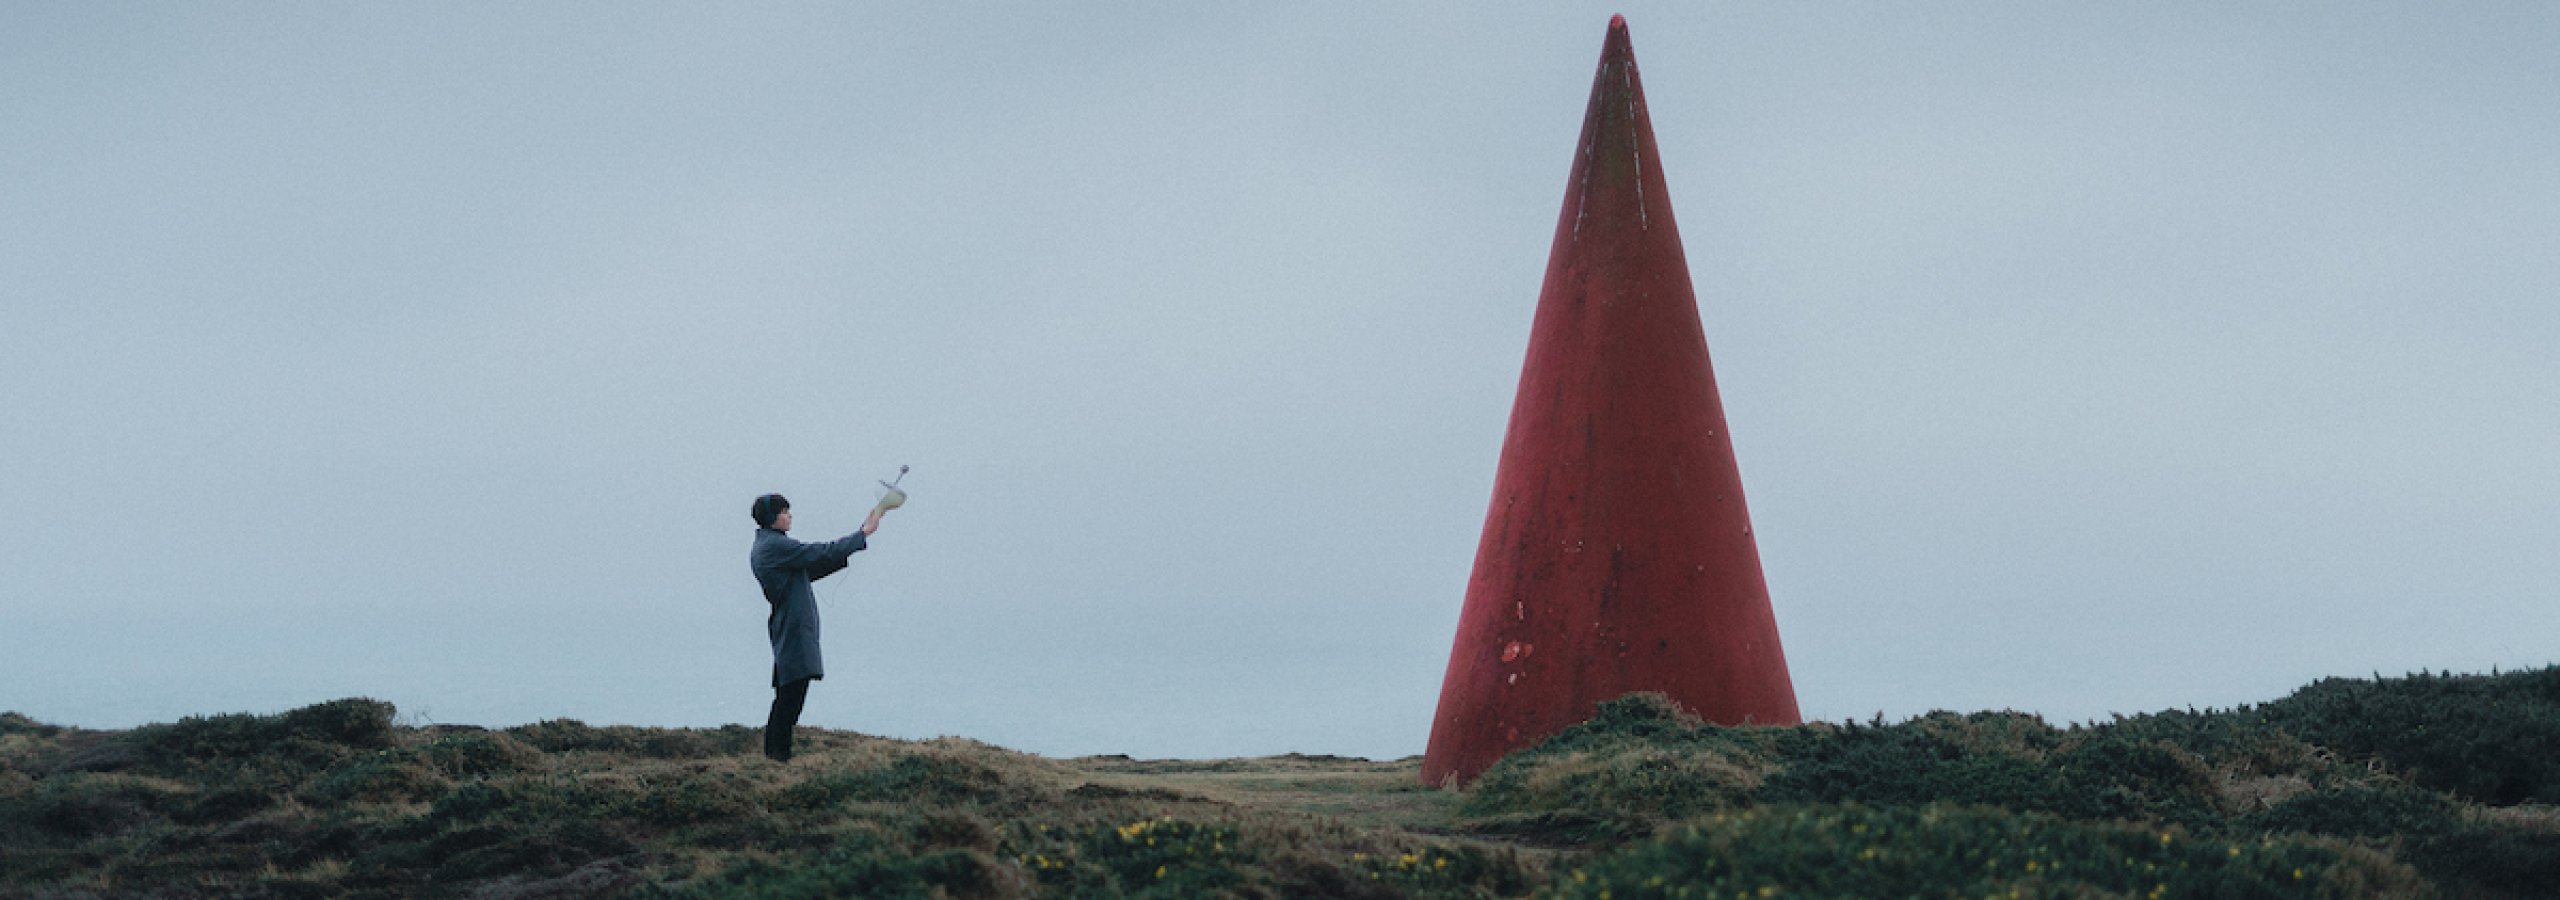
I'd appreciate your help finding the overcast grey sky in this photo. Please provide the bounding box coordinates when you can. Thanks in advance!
[5,3,2555,759]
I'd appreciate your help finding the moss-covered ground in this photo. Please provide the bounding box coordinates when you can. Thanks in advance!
[5,667,2555,898]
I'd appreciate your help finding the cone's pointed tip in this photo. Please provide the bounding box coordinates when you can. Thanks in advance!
[1601,14,1633,58]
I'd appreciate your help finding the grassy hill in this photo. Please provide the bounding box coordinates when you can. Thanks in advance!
[5,667,2557,898]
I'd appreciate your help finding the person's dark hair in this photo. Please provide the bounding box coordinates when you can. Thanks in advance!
[751,493,790,528]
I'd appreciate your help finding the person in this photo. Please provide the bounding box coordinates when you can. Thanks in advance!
[748,492,887,762]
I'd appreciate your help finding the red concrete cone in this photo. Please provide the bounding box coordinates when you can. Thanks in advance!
[1422,16,1800,788]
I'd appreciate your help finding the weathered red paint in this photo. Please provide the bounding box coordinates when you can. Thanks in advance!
[1421,16,1800,788]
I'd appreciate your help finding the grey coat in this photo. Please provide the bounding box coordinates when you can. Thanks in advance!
[752,527,868,687]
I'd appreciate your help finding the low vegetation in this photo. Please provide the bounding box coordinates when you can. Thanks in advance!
[3,667,2554,897]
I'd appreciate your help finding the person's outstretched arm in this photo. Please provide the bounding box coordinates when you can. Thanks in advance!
[807,507,888,583]
[757,530,867,573]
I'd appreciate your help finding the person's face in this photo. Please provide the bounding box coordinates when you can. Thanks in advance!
[773,507,793,532]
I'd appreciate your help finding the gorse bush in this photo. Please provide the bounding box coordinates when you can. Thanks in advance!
[2258,667,2560,806]
[1461,693,1782,840]
[505,719,758,759]
[414,730,545,777]
[1467,694,2272,839]
[1469,670,2560,837]
[1759,717,2228,828]
[777,753,1016,811]
[1348,843,1536,898]
[1058,816,1253,897]
[127,697,397,763]
[299,730,544,806]
[0,712,56,742]
[1546,804,2426,900]
[2242,785,2464,839]
[661,810,1543,900]
[1469,670,2560,899]
[2239,785,2560,897]
[7,773,188,838]
[2401,815,2560,898]
[657,828,1006,900]
[302,752,451,805]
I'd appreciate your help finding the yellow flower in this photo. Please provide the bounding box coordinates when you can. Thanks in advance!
[2228,846,2241,858]
[1154,865,1166,879]
[2294,868,2305,880]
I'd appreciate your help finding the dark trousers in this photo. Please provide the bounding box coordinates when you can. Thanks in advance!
[765,677,812,761]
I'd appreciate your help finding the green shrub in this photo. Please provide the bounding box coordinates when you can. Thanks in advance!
[1469,693,2240,838]
[1548,804,2425,899]
[121,698,396,773]
[685,849,1003,900]
[1474,690,2293,838]
[1755,719,2010,806]
[0,847,99,884]
[504,720,753,759]
[428,777,617,825]
[505,719,609,753]
[1752,719,2225,829]
[427,818,637,884]
[177,784,281,824]
[2406,818,2560,898]
[305,753,452,806]
[2241,785,2560,897]
[1343,843,1534,899]
[339,812,638,887]
[651,829,1006,900]
[2258,668,2560,806]
[906,809,998,851]
[622,773,757,827]
[1008,815,1255,898]
[3,773,186,838]
[2049,733,2225,824]
[1462,694,1784,838]
[2241,785,2463,839]
[661,813,807,852]
[777,754,1011,811]
[280,698,400,748]
[302,731,542,808]
[414,731,544,778]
